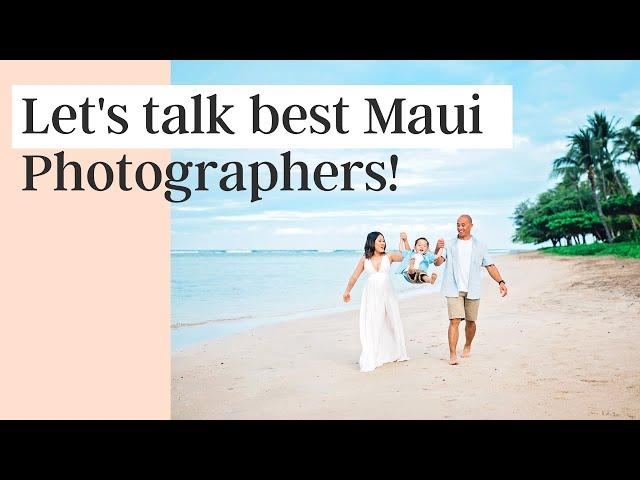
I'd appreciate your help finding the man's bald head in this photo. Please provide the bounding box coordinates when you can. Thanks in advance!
[458,214,473,224]
[456,214,473,239]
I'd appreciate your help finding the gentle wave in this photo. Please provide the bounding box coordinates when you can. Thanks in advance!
[172,315,253,329]
[171,248,519,351]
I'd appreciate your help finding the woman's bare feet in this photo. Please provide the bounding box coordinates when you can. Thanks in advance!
[449,354,459,365]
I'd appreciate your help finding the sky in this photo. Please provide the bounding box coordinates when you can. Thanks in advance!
[170,61,640,251]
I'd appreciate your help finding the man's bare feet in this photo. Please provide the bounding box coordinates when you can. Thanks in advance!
[449,355,458,365]
[462,346,471,358]
[430,273,438,284]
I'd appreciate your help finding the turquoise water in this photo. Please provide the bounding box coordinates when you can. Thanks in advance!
[171,249,514,352]
[171,249,444,352]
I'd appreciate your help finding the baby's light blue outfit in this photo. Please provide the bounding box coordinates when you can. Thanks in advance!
[397,249,436,283]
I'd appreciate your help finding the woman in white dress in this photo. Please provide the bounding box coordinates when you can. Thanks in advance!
[342,232,409,372]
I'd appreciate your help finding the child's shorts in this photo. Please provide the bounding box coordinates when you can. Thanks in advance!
[402,269,430,284]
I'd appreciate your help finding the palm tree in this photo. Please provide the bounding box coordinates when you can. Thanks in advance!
[588,112,639,231]
[560,129,614,242]
[615,124,640,177]
[588,112,627,195]
[550,156,585,210]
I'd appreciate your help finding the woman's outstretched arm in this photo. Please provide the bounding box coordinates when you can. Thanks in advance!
[387,251,405,263]
[343,256,365,303]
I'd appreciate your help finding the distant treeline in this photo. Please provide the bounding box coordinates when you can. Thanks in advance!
[513,113,640,247]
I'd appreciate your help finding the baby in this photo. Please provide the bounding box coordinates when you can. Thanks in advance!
[398,232,443,284]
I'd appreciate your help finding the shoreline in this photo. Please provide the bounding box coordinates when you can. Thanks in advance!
[172,251,640,419]
[171,250,520,353]
[172,281,441,354]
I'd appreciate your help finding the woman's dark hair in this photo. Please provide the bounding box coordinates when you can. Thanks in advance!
[414,237,429,247]
[364,231,385,259]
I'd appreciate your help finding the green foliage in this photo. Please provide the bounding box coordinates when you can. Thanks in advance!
[612,229,640,243]
[541,242,640,259]
[511,182,602,245]
[602,193,640,216]
[513,111,640,248]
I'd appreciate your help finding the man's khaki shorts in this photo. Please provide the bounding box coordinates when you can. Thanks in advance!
[446,292,480,322]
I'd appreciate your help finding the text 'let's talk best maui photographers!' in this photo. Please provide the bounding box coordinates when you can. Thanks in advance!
[13,85,512,202]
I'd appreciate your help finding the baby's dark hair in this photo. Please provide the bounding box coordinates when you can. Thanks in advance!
[414,237,429,247]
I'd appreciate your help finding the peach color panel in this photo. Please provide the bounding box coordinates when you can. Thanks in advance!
[0,61,170,419]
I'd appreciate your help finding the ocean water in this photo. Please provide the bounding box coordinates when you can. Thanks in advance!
[171,249,515,352]
[171,249,444,352]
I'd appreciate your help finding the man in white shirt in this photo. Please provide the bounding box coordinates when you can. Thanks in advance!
[434,214,508,365]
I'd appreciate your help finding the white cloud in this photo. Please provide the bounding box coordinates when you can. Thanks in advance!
[275,227,314,235]
[513,135,530,147]
[531,62,569,78]
[547,88,640,134]
[174,206,215,212]
[173,199,248,212]
[431,223,455,232]
[211,205,508,223]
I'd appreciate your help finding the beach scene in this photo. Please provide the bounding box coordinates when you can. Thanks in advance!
[171,249,461,352]
[171,60,640,419]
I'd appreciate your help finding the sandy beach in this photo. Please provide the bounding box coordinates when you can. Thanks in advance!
[172,252,640,419]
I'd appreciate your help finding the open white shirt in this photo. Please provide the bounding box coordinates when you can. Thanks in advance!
[454,237,473,292]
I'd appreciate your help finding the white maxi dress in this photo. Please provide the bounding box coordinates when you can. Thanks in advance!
[359,254,409,372]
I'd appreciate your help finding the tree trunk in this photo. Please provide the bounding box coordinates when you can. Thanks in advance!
[575,184,584,210]
[581,233,586,244]
[589,167,614,242]
[605,144,627,195]
[612,168,627,194]
[600,169,609,199]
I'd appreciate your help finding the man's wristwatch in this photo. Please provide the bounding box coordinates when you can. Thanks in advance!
[498,280,506,285]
